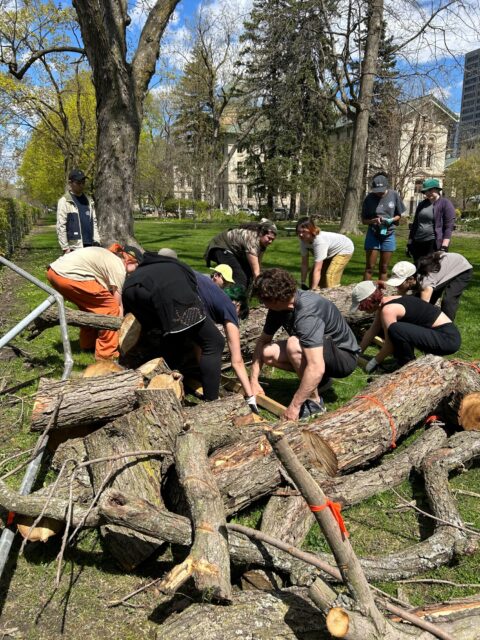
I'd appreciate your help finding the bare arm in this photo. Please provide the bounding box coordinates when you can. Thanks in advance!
[250,331,273,395]
[310,260,323,290]
[359,310,382,353]
[224,321,253,397]
[247,253,261,278]
[420,286,433,303]
[300,254,309,284]
[283,346,324,421]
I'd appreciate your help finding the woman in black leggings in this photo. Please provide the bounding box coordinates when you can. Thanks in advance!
[350,280,461,373]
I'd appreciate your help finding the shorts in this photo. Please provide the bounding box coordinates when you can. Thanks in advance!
[364,227,396,252]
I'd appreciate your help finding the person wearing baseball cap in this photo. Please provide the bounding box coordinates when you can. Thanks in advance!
[209,264,235,289]
[56,168,101,253]
[406,177,456,263]
[361,172,406,282]
[387,254,473,321]
[350,276,461,374]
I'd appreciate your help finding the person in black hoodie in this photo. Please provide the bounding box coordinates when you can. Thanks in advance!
[122,253,225,400]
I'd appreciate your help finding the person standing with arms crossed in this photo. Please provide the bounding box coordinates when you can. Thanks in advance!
[56,169,100,253]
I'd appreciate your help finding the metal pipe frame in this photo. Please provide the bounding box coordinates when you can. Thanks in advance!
[0,255,73,579]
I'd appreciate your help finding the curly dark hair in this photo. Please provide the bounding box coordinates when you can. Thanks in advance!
[253,268,297,302]
[238,220,277,237]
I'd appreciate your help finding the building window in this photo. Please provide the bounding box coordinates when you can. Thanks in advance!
[247,184,254,198]
[417,141,425,166]
[426,137,435,168]
[237,184,243,200]
[237,162,244,178]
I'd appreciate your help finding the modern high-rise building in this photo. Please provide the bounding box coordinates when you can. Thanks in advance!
[459,48,480,148]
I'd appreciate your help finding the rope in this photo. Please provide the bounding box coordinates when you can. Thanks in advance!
[310,500,349,537]
[357,394,397,449]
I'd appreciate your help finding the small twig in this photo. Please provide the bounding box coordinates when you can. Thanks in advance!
[107,577,163,607]
[0,369,55,396]
[454,489,480,500]
[0,448,34,470]
[391,488,480,537]
[397,578,480,589]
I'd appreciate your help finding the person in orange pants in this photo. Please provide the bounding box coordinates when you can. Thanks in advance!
[47,244,141,360]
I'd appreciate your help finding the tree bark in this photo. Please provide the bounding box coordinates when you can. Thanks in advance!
[28,306,122,340]
[30,370,144,431]
[71,0,180,244]
[83,390,185,569]
[208,358,478,515]
[173,427,232,602]
[340,0,385,234]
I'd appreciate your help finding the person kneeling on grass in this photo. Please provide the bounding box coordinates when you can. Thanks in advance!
[350,280,461,373]
[250,268,360,421]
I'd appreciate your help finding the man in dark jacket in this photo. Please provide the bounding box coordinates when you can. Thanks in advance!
[122,253,224,400]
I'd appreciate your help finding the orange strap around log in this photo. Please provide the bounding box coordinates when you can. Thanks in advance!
[425,414,441,425]
[356,394,397,449]
[310,500,349,537]
[6,512,15,526]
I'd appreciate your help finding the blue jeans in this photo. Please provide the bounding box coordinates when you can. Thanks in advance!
[364,227,396,252]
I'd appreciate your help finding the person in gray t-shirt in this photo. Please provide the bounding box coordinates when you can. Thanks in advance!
[387,252,473,321]
[250,268,360,420]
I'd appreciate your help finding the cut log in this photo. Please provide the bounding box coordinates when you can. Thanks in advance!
[82,361,125,377]
[260,494,314,547]
[172,426,232,602]
[28,306,122,338]
[84,389,185,569]
[118,312,142,355]
[30,370,144,431]
[208,357,480,516]
[16,515,62,542]
[458,392,480,431]
[147,373,184,400]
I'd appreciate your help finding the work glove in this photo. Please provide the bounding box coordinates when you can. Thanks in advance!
[246,395,259,414]
[365,357,378,373]
[300,282,309,291]
[383,217,394,226]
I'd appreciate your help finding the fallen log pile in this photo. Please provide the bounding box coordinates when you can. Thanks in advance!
[1,355,480,638]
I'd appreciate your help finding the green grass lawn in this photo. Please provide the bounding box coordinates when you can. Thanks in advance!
[0,215,479,633]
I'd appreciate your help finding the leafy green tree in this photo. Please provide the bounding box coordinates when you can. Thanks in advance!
[17,71,96,204]
[238,0,336,217]
[1,0,180,245]
[445,152,480,210]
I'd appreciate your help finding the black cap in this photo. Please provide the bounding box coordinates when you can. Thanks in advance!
[68,169,87,182]
[370,174,389,193]
[123,245,143,262]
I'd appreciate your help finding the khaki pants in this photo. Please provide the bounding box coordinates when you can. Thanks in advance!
[319,253,352,288]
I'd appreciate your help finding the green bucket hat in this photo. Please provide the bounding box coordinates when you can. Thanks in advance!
[421,178,441,193]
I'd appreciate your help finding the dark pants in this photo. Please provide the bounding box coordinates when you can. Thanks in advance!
[207,248,252,290]
[159,317,225,401]
[387,322,461,366]
[410,239,436,264]
[429,269,473,321]
[322,336,358,378]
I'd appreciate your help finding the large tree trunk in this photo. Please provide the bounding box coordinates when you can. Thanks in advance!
[340,0,384,234]
[207,358,479,514]
[71,0,180,245]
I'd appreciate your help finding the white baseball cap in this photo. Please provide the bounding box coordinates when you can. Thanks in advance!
[386,261,416,287]
[350,281,376,312]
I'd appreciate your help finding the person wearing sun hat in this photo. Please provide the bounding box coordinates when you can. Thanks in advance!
[407,177,456,263]
[386,254,473,321]
[350,276,461,374]
[209,264,235,289]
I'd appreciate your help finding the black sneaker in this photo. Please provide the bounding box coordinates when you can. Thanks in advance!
[317,376,333,394]
[299,397,327,419]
